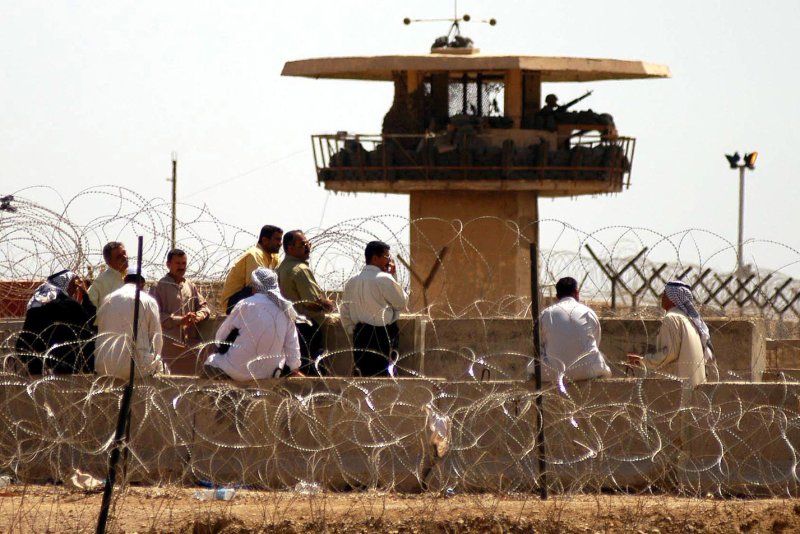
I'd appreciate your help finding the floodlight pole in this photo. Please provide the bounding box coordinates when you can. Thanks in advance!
[736,165,745,274]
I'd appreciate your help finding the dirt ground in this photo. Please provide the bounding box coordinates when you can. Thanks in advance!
[2,485,800,533]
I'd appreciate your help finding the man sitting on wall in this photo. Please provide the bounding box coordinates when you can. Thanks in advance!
[220,225,283,313]
[15,269,96,375]
[627,280,712,387]
[528,277,612,385]
[202,268,304,381]
[340,241,407,377]
[95,267,168,380]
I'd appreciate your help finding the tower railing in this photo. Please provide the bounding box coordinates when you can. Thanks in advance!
[311,132,635,187]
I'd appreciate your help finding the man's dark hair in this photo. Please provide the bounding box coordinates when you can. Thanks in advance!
[166,248,186,262]
[282,230,303,253]
[124,273,145,284]
[555,277,579,299]
[259,225,283,241]
[365,241,390,263]
[102,241,124,264]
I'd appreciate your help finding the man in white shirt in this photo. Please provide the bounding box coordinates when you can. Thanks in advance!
[87,241,128,308]
[340,241,408,377]
[203,268,304,381]
[627,281,710,387]
[95,267,167,380]
[528,277,612,384]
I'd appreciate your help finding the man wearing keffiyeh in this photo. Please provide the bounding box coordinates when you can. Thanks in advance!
[627,280,712,387]
[202,268,305,381]
[15,269,96,374]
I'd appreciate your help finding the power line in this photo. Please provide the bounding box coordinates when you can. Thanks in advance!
[180,147,309,200]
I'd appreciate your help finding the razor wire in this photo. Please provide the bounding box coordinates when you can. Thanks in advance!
[1,187,800,503]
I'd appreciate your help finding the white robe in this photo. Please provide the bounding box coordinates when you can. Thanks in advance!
[529,297,612,383]
[95,284,166,379]
[642,308,706,387]
[205,293,301,381]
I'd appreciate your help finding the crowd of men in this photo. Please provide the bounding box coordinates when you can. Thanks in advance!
[14,225,715,388]
[15,225,409,382]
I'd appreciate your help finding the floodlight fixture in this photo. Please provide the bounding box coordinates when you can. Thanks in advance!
[725,152,740,169]
[725,149,759,274]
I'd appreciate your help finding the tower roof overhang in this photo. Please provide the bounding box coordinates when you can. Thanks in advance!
[281,54,670,82]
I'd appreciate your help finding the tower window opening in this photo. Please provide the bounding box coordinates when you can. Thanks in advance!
[432,74,504,118]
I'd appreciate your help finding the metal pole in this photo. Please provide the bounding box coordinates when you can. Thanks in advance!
[96,236,144,534]
[737,165,745,273]
[529,243,547,500]
[171,153,177,250]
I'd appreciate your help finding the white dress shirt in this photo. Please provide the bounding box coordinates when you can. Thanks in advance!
[340,265,408,335]
[95,284,166,379]
[528,296,612,382]
[205,293,301,381]
[642,308,706,387]
[87,268,124,308]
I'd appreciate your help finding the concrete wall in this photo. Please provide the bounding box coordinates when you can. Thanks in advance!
[2,315,766,382]
[600,317,766,381]
[3,374,800,496]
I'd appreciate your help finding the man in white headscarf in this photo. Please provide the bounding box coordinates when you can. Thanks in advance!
[628,280,712,387]
[202,267,304,381]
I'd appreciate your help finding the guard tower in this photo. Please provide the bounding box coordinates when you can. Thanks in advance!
[282,18,669,315]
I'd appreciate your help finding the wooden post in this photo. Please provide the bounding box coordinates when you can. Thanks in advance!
[530,243,547,500]
[170,153,177,249]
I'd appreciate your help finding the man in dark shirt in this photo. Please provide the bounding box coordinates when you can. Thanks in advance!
[15,270,96,374]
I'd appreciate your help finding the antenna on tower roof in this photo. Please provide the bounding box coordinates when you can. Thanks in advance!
[403,1,496,52]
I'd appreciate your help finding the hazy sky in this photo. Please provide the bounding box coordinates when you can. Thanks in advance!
[2,1,798,275]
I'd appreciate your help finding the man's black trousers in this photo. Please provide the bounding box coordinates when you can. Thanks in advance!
[353,322,399,377]
[296,320,326,375]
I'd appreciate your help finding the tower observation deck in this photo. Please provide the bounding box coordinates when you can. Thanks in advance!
[282,43,670,314]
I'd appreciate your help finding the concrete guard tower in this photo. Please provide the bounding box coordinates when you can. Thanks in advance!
[282,22,669,316]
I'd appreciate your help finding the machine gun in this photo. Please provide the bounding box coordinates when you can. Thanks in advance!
[558,90,593,112]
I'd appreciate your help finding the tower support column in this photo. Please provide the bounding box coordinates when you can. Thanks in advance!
[409,190,538,316]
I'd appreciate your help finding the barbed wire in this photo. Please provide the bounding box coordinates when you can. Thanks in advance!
[1,187,800,506]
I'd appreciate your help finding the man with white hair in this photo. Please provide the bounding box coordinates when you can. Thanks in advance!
[95,266,167,380]
[628,280,714,387]
[202,268,304,381]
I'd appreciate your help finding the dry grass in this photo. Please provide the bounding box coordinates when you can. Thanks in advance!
[2,484,800,533]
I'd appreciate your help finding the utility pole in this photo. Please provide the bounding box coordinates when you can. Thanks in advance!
[724,151,758,275]
[170,152,177,249]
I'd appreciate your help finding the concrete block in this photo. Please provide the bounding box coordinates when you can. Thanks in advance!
[684,381,800,496]
[600,317,766,381]
[427,378,686,493]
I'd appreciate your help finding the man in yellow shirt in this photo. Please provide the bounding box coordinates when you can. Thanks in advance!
[220,225,283,313]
